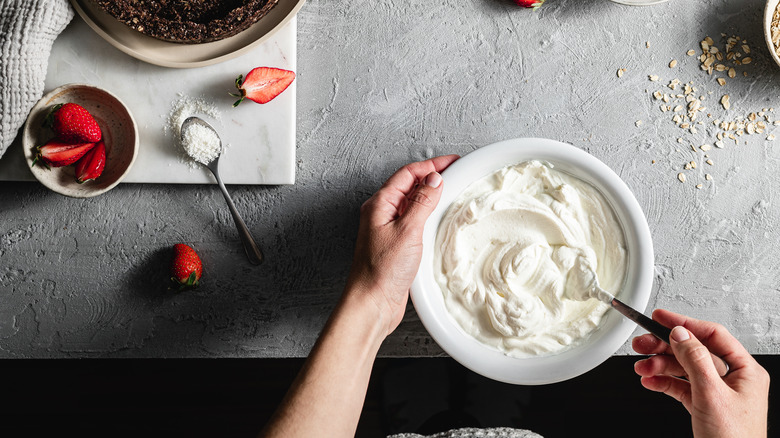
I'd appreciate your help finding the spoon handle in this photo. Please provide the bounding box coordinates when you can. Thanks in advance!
[611,297,729,377]
[211,169,264,265]
[611,297,671,342]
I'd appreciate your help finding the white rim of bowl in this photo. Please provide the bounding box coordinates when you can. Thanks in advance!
[764,0,780,69]
[411,138,654,385]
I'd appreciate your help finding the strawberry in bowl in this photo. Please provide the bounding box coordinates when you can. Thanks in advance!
[23,84,138,198]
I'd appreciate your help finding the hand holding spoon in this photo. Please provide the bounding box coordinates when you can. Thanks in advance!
[567,256,729,377]
[180,117,263,265]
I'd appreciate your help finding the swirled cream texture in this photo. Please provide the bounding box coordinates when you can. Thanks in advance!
[434,161,627,357]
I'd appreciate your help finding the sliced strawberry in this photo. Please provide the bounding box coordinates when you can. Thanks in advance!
[230,67,295,107]
[45,103,102,144]
[75,140,106,183]
[33,140,96,168]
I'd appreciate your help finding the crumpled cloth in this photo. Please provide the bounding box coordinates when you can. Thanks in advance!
[0,0,73,159]
[388,428,544,438]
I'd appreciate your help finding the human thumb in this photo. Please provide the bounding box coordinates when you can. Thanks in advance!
[670,326,721,387]
[400,172,443,228]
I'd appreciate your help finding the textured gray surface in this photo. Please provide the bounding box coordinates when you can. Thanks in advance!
[2,0,780,358]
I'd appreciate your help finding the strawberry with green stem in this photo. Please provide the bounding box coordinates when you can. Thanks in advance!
[33,140,96,168]
[515,0,545,8]
[170,244,203,291]
[44,103,102,144]
[230,67,296,107]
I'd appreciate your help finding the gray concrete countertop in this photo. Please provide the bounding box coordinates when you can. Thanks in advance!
[2,0,780,358]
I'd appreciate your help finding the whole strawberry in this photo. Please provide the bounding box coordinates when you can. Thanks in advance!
[45,103,102,144]
[170,244,203,291]
[515,0,545,7]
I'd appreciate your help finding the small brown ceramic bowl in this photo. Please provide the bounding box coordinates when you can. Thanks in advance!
[23,84,138,198]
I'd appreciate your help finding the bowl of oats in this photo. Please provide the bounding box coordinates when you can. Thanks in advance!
[765,0,780,69]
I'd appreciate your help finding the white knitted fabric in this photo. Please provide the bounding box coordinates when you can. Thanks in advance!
[0,0,73,159]
[388,428,544,438]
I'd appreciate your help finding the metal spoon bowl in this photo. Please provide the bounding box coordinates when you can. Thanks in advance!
[180,116,263,265]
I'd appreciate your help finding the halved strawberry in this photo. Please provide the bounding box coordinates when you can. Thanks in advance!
[75,140,106,183]
[44,103,102,144]
[33,140,96,168]
[230,67,295,107]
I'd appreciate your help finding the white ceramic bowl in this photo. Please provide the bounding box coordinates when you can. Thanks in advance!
[23,84,138,198]
[411,138,654,385]
[765,0,780,69]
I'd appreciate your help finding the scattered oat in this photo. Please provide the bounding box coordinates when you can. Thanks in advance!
[717,78,726,86]
[649,75,660,81]
[705,174,713,181]
[678,173,686,183]
[769,134,776,141]
[721,94,731,110]
[700,144,712,151]
[617,68,626,78]
[696,183,703,189]
[706,159,714,165]
[669,59,678,68]
[635,120,643,126]
[687,49,696,56]
[646,41,650,48]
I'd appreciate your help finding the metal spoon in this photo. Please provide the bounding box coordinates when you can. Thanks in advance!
[593,285,729,377]
[180,116,263,265]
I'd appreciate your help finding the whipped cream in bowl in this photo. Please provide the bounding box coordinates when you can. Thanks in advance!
[411,138,654,384]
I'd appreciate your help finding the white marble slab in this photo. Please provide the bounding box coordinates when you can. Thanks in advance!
[0,17,296,185]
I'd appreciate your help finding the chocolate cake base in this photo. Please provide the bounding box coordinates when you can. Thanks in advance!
[93,0,279,44]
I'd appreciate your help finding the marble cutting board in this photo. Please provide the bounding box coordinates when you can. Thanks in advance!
[0,17,296,185]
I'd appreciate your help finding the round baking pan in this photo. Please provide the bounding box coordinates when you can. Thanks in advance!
[69,0,305,68]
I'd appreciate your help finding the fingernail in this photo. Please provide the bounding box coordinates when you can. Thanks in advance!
[424,172,442,188]
[671,326,690,343]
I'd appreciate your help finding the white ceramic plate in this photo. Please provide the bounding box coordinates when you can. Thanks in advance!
[69,0,306,68]
[411,138,654,385]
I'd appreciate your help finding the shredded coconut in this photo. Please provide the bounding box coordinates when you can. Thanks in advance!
[182,123,221,165]
[166,94,222,168]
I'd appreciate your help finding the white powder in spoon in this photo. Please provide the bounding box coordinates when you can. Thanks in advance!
[165,94,224,169]
[182,122,221,165]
